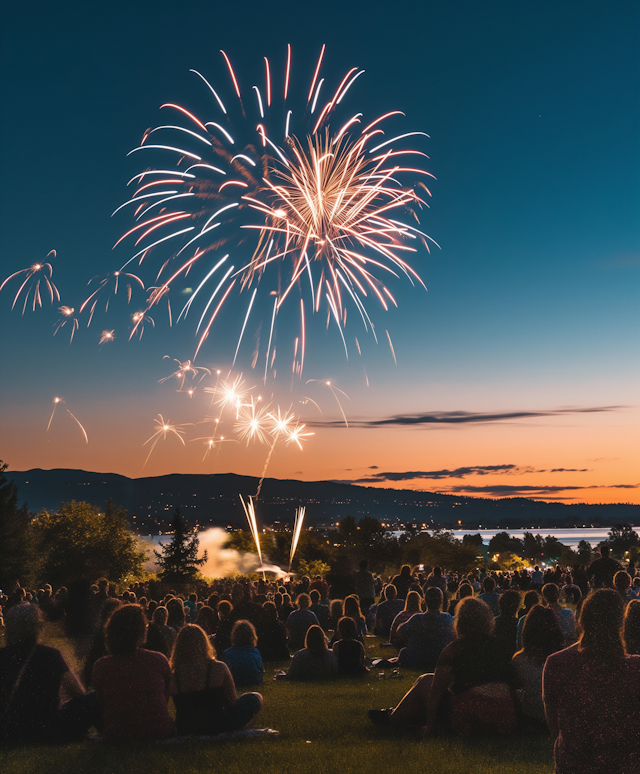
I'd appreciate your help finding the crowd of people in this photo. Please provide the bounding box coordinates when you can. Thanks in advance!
[1,551,639,773]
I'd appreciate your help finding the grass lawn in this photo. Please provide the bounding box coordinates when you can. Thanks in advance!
[0,626,555,774]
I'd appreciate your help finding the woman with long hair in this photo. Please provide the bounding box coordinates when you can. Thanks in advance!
[276,625,337,681]
[171,624,262,735]
[543,589,640,773]
[370,597,517,734]
[623,598,640,655]
[512,604,564,728]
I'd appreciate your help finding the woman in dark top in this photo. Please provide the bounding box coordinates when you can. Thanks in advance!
[372,597,516,734]
[171,624,262,735]
[257,602,290,662]
[333,617,367,676]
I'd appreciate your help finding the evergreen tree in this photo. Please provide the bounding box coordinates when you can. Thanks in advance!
[0,461,35,589]
[155,508,207,583]
[607,524,639,557]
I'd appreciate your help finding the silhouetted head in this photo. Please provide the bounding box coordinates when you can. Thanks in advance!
[305,624,328,655]
[579,589,624,661]
[231,619,257,648]
[482,577,495,593]
[454,597,494,639]
[106,604,147,655]
[499,590,521,618]
[384,584,397,600]
[520,604,564,664]
[600,545,611,559]
[4,603,42,646]
[425,587,443,612]
[337,616,358,640]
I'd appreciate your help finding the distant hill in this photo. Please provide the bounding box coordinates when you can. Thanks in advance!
[6,468,638,533]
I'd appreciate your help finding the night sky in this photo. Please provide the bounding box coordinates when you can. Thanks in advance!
[1,0,638,504]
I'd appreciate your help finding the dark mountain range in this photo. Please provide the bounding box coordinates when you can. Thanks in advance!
[6,468,638,533]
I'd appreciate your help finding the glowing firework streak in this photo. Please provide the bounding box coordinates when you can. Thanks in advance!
[115,47,435,372]
[54,306,79,343]
[46,397,88,443]
[289,506,306,571]
[143,414,188,466]
[235,398,271,445]
[240,495,263,567]
[159,357,212,390]
[0,251,60,313]
[80,271,145,323]
[307,379,350,427]
[255,406,296,498]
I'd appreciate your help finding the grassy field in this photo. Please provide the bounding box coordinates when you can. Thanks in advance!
[0,624,555,774]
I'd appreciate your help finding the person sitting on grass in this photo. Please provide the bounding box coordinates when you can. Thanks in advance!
[477,576,501,617]
[541,584,576,646]
[622,598,640,656]
[144,605,176,659]
[389,590,422,648]
[374,585,404,640]
[213,600,234,655]
[222,620,264,686]
[511,604,564,730]
[344,595,368,640]
[394,587,454,672]
[257,602,290,662]
[171,624,262,736]
[308,589,330,630]
[328,599,344,633]
[276,625,338,681]
[369,597,517,735]
[543,589,640,774]
[286,594,319,652]
[333,617,367,676]
[92,603,174,742]
[493,590,521,659]
[0,603,94,745]
[447,581,474,618]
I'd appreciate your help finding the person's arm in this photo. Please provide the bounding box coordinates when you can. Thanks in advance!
[422,662,454,735]
[542,658,559,739]
[60,669,86,700]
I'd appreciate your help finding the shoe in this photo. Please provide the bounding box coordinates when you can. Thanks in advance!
[368,708,393,726]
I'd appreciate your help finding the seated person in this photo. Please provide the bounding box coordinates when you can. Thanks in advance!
[370,597,517,735]
[286,594,319,652]
[171,624,262,735]
[512,604,564,729]
[0,603,93,745]
[276,625,338,681]
[309,589,330,630]
[623,599,640,656]
[92,604,174,741]
[395,587,454,671]
[257,602,290,662]
[222,620,264,686]
[333,617,367,676]
[390,591,422,648]
[374,585,404,640]
[493,590,521,659]
[542,584,576,646]
[144,605,176,659]
[478,577,501,617]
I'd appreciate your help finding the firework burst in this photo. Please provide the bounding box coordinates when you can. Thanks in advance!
[0,251,61,313]
[143,414,188,465]
[115,47,437,373]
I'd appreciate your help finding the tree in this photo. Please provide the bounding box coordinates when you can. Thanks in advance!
[155,508,207,584]
[489,532,524,557]
[0,461,36,589]
[338,515,358,545]
[34,500,146,586]
[462,533,484,549]
[542,536,566,561]
[607,524,639,557]
[523,532,545,560]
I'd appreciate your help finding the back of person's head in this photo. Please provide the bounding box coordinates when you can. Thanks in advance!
[458,582,473,600]
[189,593,197,602]
[231,619,257,648]
[523,590,540,611]
[195,605,216,633]
[330,599,344,620]
[305,624,327,655]
[166,597,186,630]
[454,597,494,640]
[520,604,564,664]
[564,574,573,585]
[153,605,168,626]
[217,600,232,618]
[400,564,411,578]
[171,623,213,669]
[434,567,442,577]
[623,599,640,656]
[359,559,369,571]
[101,597,122,624]
[405,590,423,612]
[344,595,362,619]
[384,584,397,600]
[297,593,311,609]
[5,603,42,645]
[274,592,283,607]
[106,604,147,655]
[424,587,443,612]
[263,600,278,619]
[337,616,358,641]
[579,589,624,661]
[309,589,320,604]
[482,577,495,593]
[499,590,521,618]
[614,571,631,592]
[97,578,109,592]
[600,545,611,558]
[542,583,560,605]
[282,593,291,605]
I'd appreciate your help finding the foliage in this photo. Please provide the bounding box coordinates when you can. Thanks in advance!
[401,532,479,573]
[155,508,207,584]
[576,540,593,565]
[541,536,566,560]
[33,499,146,586]
[462,533,484,548]
[558,548,580,568]
[489,532,524,557]
[607,524,640,557]
[0,461,36,589]
[523,532,545,560]
[296,558,331,577]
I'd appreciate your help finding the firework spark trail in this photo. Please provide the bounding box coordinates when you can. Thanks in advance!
[143,414,188,466]
[80,271,145,324]
[46,397,89,442]
[0,251,60,313]
[255,406,296,499]
[114,47,436,373]
[289,506,306,571]
[159,357,212,390]
[54,306,79,343]
[240,495,263,568]
[306,379,350,427]
[99,330,115,345]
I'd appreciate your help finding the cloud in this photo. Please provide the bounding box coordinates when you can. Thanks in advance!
[308,405,625,429]
[435,483,640,498]
[347,464,592,484]
[368,465,379,470]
